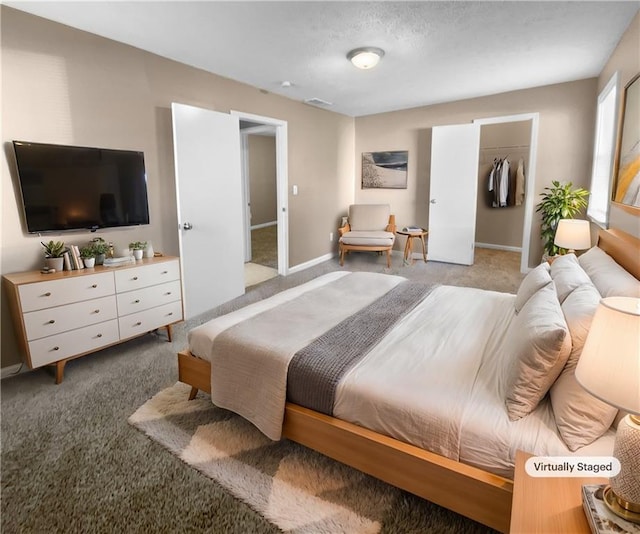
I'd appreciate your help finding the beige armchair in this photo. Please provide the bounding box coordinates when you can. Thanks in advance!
[338,204,396,267]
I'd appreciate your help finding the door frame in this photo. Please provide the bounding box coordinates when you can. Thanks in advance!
[232,110,289,276]
[473,113,539,273]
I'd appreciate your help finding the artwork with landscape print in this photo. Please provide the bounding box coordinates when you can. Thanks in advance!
[613,72,640,210]
[362,151,408,189]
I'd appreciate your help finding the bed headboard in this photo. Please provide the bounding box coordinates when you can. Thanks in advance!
[597,228,640,280]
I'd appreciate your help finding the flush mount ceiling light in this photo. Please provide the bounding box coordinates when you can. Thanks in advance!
[347,47,385,70]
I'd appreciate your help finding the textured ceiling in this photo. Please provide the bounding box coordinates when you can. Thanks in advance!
[6,1,639,116]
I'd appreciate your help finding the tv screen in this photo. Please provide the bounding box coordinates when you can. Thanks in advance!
[12,141,150,233]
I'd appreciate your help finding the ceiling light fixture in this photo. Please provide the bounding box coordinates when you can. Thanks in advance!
[347,47,385,70]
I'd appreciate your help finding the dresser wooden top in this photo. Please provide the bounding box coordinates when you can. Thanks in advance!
[3,256,179,286]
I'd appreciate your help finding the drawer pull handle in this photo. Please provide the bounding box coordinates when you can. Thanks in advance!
[97,333,103,338]
[135,321,142,326]
[44,292,52,297]
[162,271,168,274]
[91,284,98,288]
[48,319,56,324]
[165,292,172,296]
[94,310,100,314]
[52,346,59,351]
[134,299,140,304]
[167,312,173,316]
[133,276,138,281]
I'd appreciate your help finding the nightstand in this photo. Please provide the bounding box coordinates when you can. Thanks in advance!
[510,450,607,533]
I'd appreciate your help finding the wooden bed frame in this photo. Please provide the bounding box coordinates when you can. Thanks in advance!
[176,228,640,533]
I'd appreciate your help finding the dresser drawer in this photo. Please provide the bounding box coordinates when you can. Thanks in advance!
[19,273,115,312]
[23,296,118,341]
[116,280,182,316]
[118,301,183,340]
[114,259,180,292]
[28,319,120,367]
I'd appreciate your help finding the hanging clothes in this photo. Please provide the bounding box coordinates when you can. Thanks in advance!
[515,158,526,206]
[488,157,511,207]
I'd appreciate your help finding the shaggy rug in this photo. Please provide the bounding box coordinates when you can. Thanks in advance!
[129,383,495,534]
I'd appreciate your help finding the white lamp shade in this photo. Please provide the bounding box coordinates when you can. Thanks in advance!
[347,47,384,69]
[576,297,640,414]
[554,219,591,250]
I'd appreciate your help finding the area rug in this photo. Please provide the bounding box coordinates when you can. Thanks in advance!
[129,383,494,534]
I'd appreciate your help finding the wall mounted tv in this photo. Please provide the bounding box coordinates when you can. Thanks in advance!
[13,141,150,234]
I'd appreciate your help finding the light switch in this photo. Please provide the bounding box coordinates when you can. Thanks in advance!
[292,185,298,196]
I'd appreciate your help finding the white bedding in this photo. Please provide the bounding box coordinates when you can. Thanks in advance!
[188,272,615,478]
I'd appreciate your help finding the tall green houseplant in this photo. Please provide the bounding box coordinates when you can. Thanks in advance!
[536,180,589,257]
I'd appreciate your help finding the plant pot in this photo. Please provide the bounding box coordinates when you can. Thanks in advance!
[133,249,144,260]
[95,253,106,265]
[83,257,96,268]
[45,257,64,271]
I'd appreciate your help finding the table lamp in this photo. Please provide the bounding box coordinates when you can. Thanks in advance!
[554,219,592,253]
[576,297,640,524]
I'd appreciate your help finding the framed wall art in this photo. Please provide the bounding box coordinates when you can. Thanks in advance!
[362,150,408,189]
[613,72,640,212]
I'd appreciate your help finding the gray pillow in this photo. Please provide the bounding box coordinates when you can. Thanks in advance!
[550,254,592,303]
[578,246,640,297]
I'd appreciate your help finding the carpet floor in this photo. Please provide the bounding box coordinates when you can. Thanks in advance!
[1,249,522,533]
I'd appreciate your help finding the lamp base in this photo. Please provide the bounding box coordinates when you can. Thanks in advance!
[603,485,640,524]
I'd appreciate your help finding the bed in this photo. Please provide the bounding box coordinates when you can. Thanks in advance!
[177,228,640,533]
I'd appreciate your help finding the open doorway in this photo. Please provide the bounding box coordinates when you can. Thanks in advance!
[474,114,539,272]
[233,111,289,287]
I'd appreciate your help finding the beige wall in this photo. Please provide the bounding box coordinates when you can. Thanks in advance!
[0,7,355,368]
[476,121,531,248]
[248,135,277,226]
[354,79,598,266]
[599,11,640,237]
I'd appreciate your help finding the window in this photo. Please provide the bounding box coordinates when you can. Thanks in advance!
[587,73,619,226]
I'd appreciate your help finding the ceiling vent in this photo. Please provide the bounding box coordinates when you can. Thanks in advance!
[304,97,332,107]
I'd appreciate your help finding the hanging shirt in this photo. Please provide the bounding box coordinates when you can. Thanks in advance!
[499,158,510,207]
[515,158,526,206]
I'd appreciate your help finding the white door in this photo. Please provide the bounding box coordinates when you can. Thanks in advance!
[172,103,245,319]
[428,123,481,265]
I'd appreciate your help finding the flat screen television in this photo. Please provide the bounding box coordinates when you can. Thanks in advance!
[12,141,150,233]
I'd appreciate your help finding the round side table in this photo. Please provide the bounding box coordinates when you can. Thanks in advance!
[397,229,428,264]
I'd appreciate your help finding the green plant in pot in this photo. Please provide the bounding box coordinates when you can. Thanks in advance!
[129,241,147,260]
[79,245,97,268]
[536,180,589,258]
[91,239,110,265]
[41,240,66,271]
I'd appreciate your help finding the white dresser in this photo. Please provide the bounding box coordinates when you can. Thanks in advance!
[3,256,183,383]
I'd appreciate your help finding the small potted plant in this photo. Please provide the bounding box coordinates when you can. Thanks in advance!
[129,241,147,260]
[79,245,97,268]
[41,240,66,271]
[535,180,589,260]
[91,238,110,265]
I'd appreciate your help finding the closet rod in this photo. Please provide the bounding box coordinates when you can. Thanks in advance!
[480,144,529,150]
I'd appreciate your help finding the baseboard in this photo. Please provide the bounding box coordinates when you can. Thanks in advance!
[288,252,336,274]
[475,242,522,253]
[1,363,27,379]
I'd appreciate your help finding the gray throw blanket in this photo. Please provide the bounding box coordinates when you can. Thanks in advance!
[287,281,436,415]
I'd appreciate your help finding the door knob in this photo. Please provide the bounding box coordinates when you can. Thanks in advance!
[182,222,193,230]
[430,199,437,204]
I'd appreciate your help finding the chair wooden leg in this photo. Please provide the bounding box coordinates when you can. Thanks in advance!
[386,249,391,268]
[188,387,198,400]
[339,246,345,266]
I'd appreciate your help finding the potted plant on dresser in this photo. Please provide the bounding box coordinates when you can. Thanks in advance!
[79,245,97,268]
[41,240,66,271]
[91,238,110,265]
[129,241,147,260]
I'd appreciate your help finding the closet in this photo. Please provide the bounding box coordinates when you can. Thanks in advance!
[475,120,532,253]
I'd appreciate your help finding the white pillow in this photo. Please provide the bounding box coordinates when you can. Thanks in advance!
[578,246,640,297]
[515,263,552,313]
[550,254,592,303]
[504,282,572,421]
[550,282,617,451]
